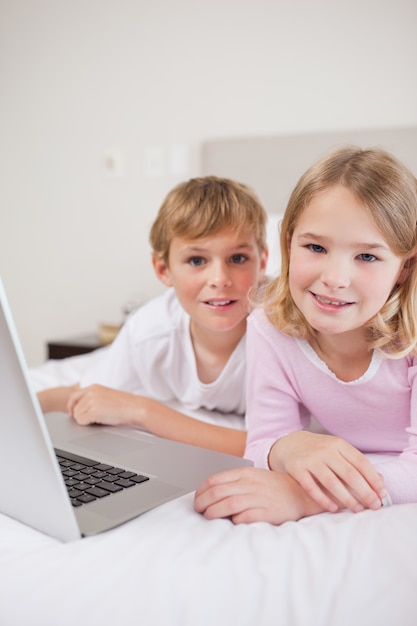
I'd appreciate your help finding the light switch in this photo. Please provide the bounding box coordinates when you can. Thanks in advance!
[169,144,189,177]
[144,146,165,178]
[104,150,123,177]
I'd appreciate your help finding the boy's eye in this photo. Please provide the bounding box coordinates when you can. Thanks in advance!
[230,254,247,264]
[188,256,205,267]
[358,253,376,262]
[308,244,326,254]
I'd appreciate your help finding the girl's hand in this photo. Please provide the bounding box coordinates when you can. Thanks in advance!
[269,431,388,513]
[67,384,141,427]
[194,466,323,525]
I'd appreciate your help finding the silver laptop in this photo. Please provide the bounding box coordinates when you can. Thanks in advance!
[0,276,251,542]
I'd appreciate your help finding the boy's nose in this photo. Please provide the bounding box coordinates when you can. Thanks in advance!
[208,263,232,288]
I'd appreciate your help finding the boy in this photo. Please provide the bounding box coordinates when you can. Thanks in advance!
[39,176,268,456]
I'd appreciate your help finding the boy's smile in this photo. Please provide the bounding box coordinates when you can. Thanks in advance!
[203,299,237,308]
[154,226,267,341]
[288,185,405,342]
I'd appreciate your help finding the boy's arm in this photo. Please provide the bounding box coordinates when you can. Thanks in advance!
[142,399,246,456]
[37,385,80,414]
[67,384,246,457]
[194,466,326,524]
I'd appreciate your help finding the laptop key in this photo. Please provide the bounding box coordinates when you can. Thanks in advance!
[77,494,97,504]
[95,481,123,493]
[86,486,111,498]
[72,472,89,481]
[80,467,97,475]
[58,459,76,468]
[92,470,111,479]
[85,477,101,485]
[75,482,92,492]
[118,471,136,479]
[65,478,80,487]
[69,463,88,471]
[63,468,78,477]
[106,467,124,475]
[115,478,135,488]
[68,488,84,499]
[131,474,150,484]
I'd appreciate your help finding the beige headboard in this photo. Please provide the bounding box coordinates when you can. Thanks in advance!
[201,126,417,215]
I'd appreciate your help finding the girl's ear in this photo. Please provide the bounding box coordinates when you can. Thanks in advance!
[152,255,173,287]
[397,253,417,285]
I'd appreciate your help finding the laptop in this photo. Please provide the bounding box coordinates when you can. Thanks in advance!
[0,276,251,542]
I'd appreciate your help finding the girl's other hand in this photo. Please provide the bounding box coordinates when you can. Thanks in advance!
[268,431,388,513]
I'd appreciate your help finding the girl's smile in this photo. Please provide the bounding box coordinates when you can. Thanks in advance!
[311,292,355,310]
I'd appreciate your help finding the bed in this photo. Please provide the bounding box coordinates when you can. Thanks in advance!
[0,350,413,626]
[2,127,417,626]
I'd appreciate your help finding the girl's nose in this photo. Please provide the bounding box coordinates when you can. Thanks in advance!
[320,258,351,289]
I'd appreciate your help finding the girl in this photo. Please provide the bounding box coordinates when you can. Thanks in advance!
[194,147,417,524]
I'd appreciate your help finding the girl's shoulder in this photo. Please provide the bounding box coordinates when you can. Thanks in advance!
[248,307,296,347]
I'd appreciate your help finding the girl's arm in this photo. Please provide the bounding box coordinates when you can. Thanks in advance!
[66,384,246,456]
[244,312,386,513]
[244,314,307,468]
[268,431,387,513]
[370,358,417,504]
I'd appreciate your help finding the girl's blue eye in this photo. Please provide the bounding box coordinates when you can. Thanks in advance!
[358,253,376,262]
[308,244,325,253]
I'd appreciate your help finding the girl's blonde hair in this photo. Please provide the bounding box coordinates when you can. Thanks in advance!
[264,146,417,357]
[149,176,267,264]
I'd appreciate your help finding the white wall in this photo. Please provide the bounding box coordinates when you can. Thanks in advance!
[1,0,417,365]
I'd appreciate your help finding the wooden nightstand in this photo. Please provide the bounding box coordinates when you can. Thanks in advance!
[47,335,104,360]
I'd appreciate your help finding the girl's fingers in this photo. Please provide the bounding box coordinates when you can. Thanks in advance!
[296,471,341,513]
[297,460,384,513]
[341,449,388,501]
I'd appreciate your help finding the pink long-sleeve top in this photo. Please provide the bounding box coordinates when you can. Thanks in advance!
[244,308,417,504]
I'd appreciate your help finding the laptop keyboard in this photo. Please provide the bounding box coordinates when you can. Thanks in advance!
[55,448,150,507]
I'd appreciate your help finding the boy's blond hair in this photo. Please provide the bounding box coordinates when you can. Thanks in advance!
[264,146,417,357]
[149,176,267,264]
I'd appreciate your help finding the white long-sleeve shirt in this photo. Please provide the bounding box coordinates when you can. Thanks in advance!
[245,308,417,504]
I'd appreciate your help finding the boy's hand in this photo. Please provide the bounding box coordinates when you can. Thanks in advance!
[67,384,139,426]
[37,384,80,414]
[269,431,387,513]
[194,466,323,525]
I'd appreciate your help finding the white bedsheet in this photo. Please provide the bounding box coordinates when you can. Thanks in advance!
[1,498,416,626]
[1,354,416,626]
